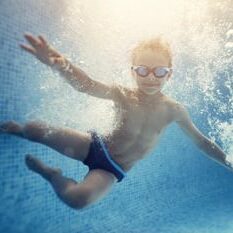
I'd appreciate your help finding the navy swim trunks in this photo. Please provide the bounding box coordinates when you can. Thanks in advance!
[83,131,127,182]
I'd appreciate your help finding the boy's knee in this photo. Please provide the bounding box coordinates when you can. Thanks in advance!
[64,188,94,210]
[65,197,91,210]
[72,199,90,210]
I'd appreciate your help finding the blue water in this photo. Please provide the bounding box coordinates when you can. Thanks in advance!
[1,0,233,233]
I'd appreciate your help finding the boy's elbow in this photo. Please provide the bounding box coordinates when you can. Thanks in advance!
[195,137,210,149]
[76,85,88,93]
[197,138,216,155]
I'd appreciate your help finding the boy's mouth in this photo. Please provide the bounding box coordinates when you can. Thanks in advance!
[142,83,160,88]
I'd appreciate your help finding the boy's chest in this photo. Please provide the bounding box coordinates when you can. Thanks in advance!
[117,100,173,132]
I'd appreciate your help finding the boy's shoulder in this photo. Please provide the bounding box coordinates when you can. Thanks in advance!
[113,84,133,94]
[111,85,137,101]
[162,96,187,121]
[110,84,130,101]
[161,95,180,107]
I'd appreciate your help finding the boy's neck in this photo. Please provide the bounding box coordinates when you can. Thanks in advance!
[136,89,164,102]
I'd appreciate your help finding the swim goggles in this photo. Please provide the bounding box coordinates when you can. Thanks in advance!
[131,65,172,78]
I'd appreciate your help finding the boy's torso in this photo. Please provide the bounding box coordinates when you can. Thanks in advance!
[104,87,178,172]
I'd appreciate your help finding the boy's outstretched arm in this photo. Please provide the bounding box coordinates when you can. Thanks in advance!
[20,33,118,100]
[174,103,233,172]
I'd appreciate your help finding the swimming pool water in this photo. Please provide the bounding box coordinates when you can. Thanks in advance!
[0,0,233,232]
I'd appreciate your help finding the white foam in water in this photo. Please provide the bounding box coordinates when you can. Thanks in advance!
[225,42,233,50]
[226,29,233,40]
[214,120,233,164]
[225,29,233,50]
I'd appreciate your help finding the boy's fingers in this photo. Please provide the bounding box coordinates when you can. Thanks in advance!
[20,44,36,55]
[38,35,47,45]
[24,33,41,48]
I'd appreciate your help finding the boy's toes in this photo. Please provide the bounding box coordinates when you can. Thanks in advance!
[25,154,37,170]
[25,154,34,163]
[25,154,46,171]
[0,121,22,134]
[0,122,8,132]
[25,154,62,180]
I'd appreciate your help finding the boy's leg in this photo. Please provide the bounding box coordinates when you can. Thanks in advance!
[25,154,116,209]
[0,120,91,162]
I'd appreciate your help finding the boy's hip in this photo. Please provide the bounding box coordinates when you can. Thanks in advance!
[83,130,127,182]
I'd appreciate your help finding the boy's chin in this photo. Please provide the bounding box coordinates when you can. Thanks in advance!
[140,87,161,95]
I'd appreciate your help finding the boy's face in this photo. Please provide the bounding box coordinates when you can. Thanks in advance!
[131,49,172,95]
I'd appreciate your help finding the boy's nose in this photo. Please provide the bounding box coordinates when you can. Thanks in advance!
[147,73,155,80]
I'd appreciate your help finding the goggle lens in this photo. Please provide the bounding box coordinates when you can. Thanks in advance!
[154,67,168,77]
[137,66,149,77]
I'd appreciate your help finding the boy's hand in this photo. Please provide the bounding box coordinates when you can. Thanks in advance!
[20,33,67,70]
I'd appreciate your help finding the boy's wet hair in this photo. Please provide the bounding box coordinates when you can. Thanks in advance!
[131,37,172,67]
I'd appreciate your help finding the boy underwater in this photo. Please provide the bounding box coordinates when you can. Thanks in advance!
[0,33,232,210]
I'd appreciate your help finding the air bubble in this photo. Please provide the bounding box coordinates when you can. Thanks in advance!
[225,42,233,50]
[226,29,233,40]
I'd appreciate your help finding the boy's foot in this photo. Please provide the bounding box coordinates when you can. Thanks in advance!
[0,121,23,135]
[25,154,62,181]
